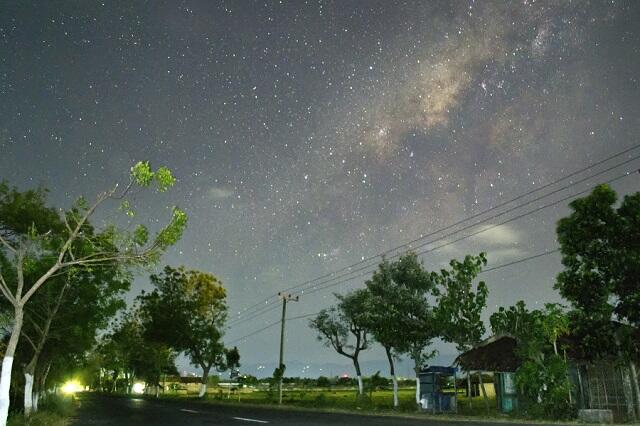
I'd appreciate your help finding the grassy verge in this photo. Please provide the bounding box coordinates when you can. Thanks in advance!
[7,394,75,426]
[156,387,572,424]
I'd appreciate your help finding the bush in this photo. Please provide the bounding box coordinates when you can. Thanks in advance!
[8,394,74,426]
[516,355,576,420]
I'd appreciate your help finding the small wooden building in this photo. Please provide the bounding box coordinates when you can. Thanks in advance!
[455,334,519,413]
[456,334,640,422]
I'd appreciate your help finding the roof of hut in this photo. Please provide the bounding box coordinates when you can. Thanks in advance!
[455,335,521,373]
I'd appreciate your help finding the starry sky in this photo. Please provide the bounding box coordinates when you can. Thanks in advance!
[1,1,640,374]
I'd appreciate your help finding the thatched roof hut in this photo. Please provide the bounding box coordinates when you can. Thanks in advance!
[455,335,520,372]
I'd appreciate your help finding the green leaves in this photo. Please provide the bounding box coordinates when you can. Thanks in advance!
[555,184,640,359]
[434,252,488,352]
[131,161,154,187]
[155,207,188,250]
[130,161,177,192]
[132,225,149,246]
[138,266,228,374]
[119,200,135,217]
[155,167,176,192]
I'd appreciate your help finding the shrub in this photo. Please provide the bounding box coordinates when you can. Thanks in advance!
[516,355,575,420]
[8,394,74,426]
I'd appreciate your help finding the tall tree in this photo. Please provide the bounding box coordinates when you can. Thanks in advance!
[362,258,410,408]
[309,288,370,396]
[139,266,229,398]
[491,301,573,419]
[0,163,186,425]
[555,184,640,420]
[434,253,488,408]
[555,184,640,358]
[18,262,128,413]
[390,252,438,406]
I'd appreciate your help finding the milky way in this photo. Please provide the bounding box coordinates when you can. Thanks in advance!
[1,1,639,371]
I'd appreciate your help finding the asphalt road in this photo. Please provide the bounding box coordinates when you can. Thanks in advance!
[71,393,513,426]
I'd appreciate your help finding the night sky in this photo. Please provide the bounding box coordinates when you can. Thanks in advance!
[2,1,640,374]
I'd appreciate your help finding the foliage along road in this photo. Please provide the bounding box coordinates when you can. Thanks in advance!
[71,393,509,425]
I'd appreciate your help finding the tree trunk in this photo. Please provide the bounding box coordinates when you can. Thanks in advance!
[384,347,398,408]
[0,305,24,426]
[199,365,211,398]
[621,366,637,422]
[478,372,489,414]
[414,360,421,406]
[25,278,66,415]
[467,373,472,410]
[24,372,34,416]
[630,362,640,420]
[32,361,48,413]
[353,358,363,396]
[23,351,42,415]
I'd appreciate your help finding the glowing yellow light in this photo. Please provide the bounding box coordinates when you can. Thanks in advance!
[61,380,82,394]
[132,382,145,394]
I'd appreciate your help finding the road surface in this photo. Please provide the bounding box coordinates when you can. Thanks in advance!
[71,393,511,425]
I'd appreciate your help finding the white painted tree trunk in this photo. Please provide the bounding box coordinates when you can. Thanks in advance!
[392,375,399,407]
[621,366,637,422]
[0,307,24,426]
[198,383,207,398]
[33,393,39,412]
[0,356,14,426]
[357,376,363,396]
[24,373,34,416]
[415,377,421,405]
[630,362,640,419]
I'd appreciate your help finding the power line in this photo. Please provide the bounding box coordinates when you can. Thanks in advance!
[228,158,640,327]
[228,312,320,345]
[298,169,634,298]
[228,144,640,323]
[226,247,563,344]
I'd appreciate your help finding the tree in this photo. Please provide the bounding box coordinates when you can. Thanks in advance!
[491,301,574,419]
[225,346,241,378]
[555,184,640,420]
[0,163,185,425]
[309,288,370,396]
[555,184,640,358]
[389,252,438,406]
[18,263,128,412]
[139,266,229,398]
[362,258,408,408]
[434,253,488,409]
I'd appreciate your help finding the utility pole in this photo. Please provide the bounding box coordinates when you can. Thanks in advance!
[277,292,299,405]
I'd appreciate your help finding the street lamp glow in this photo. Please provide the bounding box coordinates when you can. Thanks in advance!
[132,382,145,394]
[61,380,82,394]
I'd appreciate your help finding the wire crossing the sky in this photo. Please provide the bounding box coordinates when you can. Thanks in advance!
[228,149,640,327]
[227,248,561,345]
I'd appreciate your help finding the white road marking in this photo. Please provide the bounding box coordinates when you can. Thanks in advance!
[232,417,269,424]
[179,408,199,413]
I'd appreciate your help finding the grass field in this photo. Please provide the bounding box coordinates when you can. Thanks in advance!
[166,385,502,417]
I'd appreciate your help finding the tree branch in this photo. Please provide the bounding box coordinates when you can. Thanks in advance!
[0,270,16,306]
[21,329,37,352]
[0,233,16,253]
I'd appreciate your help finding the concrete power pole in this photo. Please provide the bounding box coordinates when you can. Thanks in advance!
[277,292,299,405]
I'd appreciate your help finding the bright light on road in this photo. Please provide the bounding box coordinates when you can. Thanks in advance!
[132,382,145,394]
[61,380,83,394]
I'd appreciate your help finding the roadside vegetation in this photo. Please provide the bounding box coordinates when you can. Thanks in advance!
[6,394,74,426]
[0,165,638,425]
[168,386,498,415]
